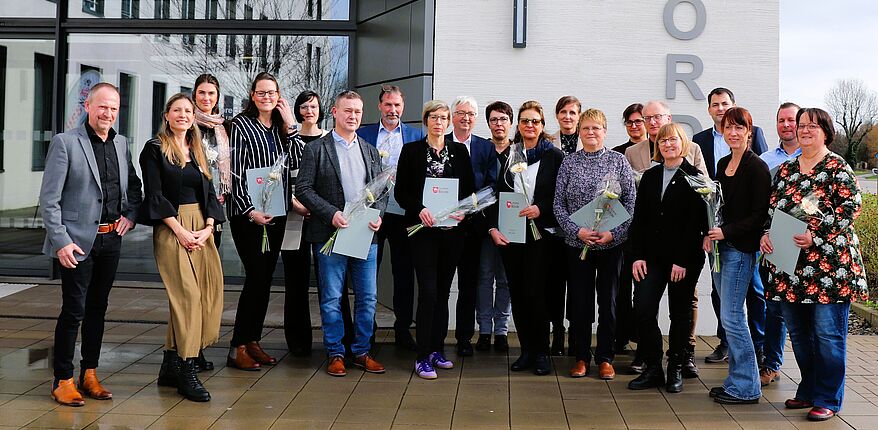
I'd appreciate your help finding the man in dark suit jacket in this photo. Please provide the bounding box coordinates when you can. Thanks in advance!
[445,96,498,356]
[39,83,142,406]
[692,87,768,179]
[296,90,388,377]
[691,87,767,365]
[356,85,425,350]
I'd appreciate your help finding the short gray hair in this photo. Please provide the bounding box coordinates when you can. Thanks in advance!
[643,100,670,114]
[451,96,478,115]
[86,82,119,102]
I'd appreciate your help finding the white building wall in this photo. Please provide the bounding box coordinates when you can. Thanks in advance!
[433,0,779,144]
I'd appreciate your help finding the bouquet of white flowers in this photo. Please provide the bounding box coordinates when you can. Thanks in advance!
[580,174,621,261]
[406,187,497,236]
[319,166,397,256]
[506,143,541,240]
[684,173,723,272]
[257,154,288,253]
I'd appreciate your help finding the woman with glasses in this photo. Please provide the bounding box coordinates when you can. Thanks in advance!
[760,108,867,421]
[487,101,565,375]
[705,107,770,405]
[395,100,475,380]
[554,108,635,380]
[227,72,304,370]
[627,123,706,393]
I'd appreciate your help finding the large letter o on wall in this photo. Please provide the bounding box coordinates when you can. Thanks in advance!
[663,0,706,40]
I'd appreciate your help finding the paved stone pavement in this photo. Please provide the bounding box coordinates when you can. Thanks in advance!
[2,283,878,429]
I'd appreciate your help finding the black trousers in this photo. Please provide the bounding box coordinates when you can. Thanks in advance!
[615,243,635,346]
[566,245,621,364]
[54,231,121,380]
[454,220,483,343]
[500,235,556,356]
[282,241,312,352]
[545,234,568,333]
[412,228,465,360]
[230,215,285,347]
[377,213,416,333]
[633,260,703,365]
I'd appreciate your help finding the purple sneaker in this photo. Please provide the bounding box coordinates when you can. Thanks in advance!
[415,359,437,380]
[428,351,454,369]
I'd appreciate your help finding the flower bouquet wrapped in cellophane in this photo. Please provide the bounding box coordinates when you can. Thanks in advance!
[406,187,497,236]
[319,166,397,255]
[258,153,287,253]
[684,173,723,272]
[580,174,621,261]
[505,143,541,240]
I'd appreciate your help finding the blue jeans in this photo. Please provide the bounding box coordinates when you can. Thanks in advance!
[313,242,378,357]
[712,243,761,400]
[710,251,766,350]
[781,302,849,412]
[763,299,786,372]
[477,238,511,335]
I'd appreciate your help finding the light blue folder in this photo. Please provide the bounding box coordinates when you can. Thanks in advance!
[498,192,527,244]
[246,167,286,217]
[333,203,380,260]
[570,197,630,232]
[423,177,459,227]
[765,209,808,275]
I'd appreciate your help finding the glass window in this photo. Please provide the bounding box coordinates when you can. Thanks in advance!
[0,1,57,18]
[66,0,349,20]
[63,32,349,277]
[0,38,56,277]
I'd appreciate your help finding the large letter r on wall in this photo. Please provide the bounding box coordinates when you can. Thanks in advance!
[666,54,705,100]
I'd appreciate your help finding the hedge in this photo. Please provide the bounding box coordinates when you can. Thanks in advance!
[856,193,878,297]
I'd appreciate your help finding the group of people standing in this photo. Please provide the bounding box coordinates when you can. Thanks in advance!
[39,77,866,423]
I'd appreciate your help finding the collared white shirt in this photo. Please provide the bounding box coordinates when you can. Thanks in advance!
[712,127,730,171]
[453,132,472,154]
[376,121,403,166]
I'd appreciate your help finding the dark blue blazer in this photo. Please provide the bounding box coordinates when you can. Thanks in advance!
[445,132,497,189]
[357,122,425,147]
[693,125,768,179]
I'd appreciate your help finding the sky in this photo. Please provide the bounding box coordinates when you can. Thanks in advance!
[779,0,878,109]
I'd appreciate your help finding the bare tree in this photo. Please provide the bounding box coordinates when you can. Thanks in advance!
[825,78,878,164]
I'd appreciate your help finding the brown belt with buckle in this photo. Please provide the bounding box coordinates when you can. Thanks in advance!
[97,222,117,234]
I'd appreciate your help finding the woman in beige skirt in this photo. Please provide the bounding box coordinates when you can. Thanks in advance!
[139,93,225,402]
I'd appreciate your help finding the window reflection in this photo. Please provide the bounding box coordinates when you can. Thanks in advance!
[66,0,349,20]
[0,1,57,18]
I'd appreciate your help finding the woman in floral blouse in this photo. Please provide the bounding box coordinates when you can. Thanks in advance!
[760,107,867,422]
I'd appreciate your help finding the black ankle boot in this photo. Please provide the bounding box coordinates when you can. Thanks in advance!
[666,358,683,393]
[194,350,214,373]
[681,350,698,379]
[157,350,178,387]
[627,363,665,390]
[176,358,211,402]
[551,329,565,356]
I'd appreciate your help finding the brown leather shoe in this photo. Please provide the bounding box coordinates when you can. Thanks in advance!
[353,354,386,374]
[759,368,779,386]
[784,398,814,409]
[226,345,261,371]
[79,369,112,400]
[246,341,278,365]
[570,360,589,378]
[51,378,85,407]
[327,356,347,377]
[599,362,616,380]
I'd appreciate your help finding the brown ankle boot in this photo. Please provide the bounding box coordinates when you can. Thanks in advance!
[79,369,112,400]
[51,378,85,406]
[227,345,261,371]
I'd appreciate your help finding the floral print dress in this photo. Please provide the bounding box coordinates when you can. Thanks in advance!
[764,152,868,304]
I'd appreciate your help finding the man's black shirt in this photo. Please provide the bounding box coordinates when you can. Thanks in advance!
[85,123,121,223]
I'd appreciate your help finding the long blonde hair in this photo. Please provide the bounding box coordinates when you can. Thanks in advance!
[157,93,211,179]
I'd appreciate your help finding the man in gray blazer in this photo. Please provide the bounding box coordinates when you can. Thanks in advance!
[296,90,387,377]
[39,82,142,406]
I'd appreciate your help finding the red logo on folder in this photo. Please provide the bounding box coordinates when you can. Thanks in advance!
[256,177,264,185]
[506,201,512,208]
[432,186,439,193]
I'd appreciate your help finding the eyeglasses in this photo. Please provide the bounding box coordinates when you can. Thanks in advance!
[519,118,542,126]
[643,113,668,123]
[797,123,821,131]
[658,136,681,146]
[254,90,278,98]
[580,126,604,133]
[427,114,448,122]
[625,119,645,127]
[454,111,476,118]
[489,116,510,124]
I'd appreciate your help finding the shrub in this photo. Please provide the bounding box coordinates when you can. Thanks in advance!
[856,193,878,297]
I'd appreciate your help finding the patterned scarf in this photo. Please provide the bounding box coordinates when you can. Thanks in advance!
[194,109,231,195]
